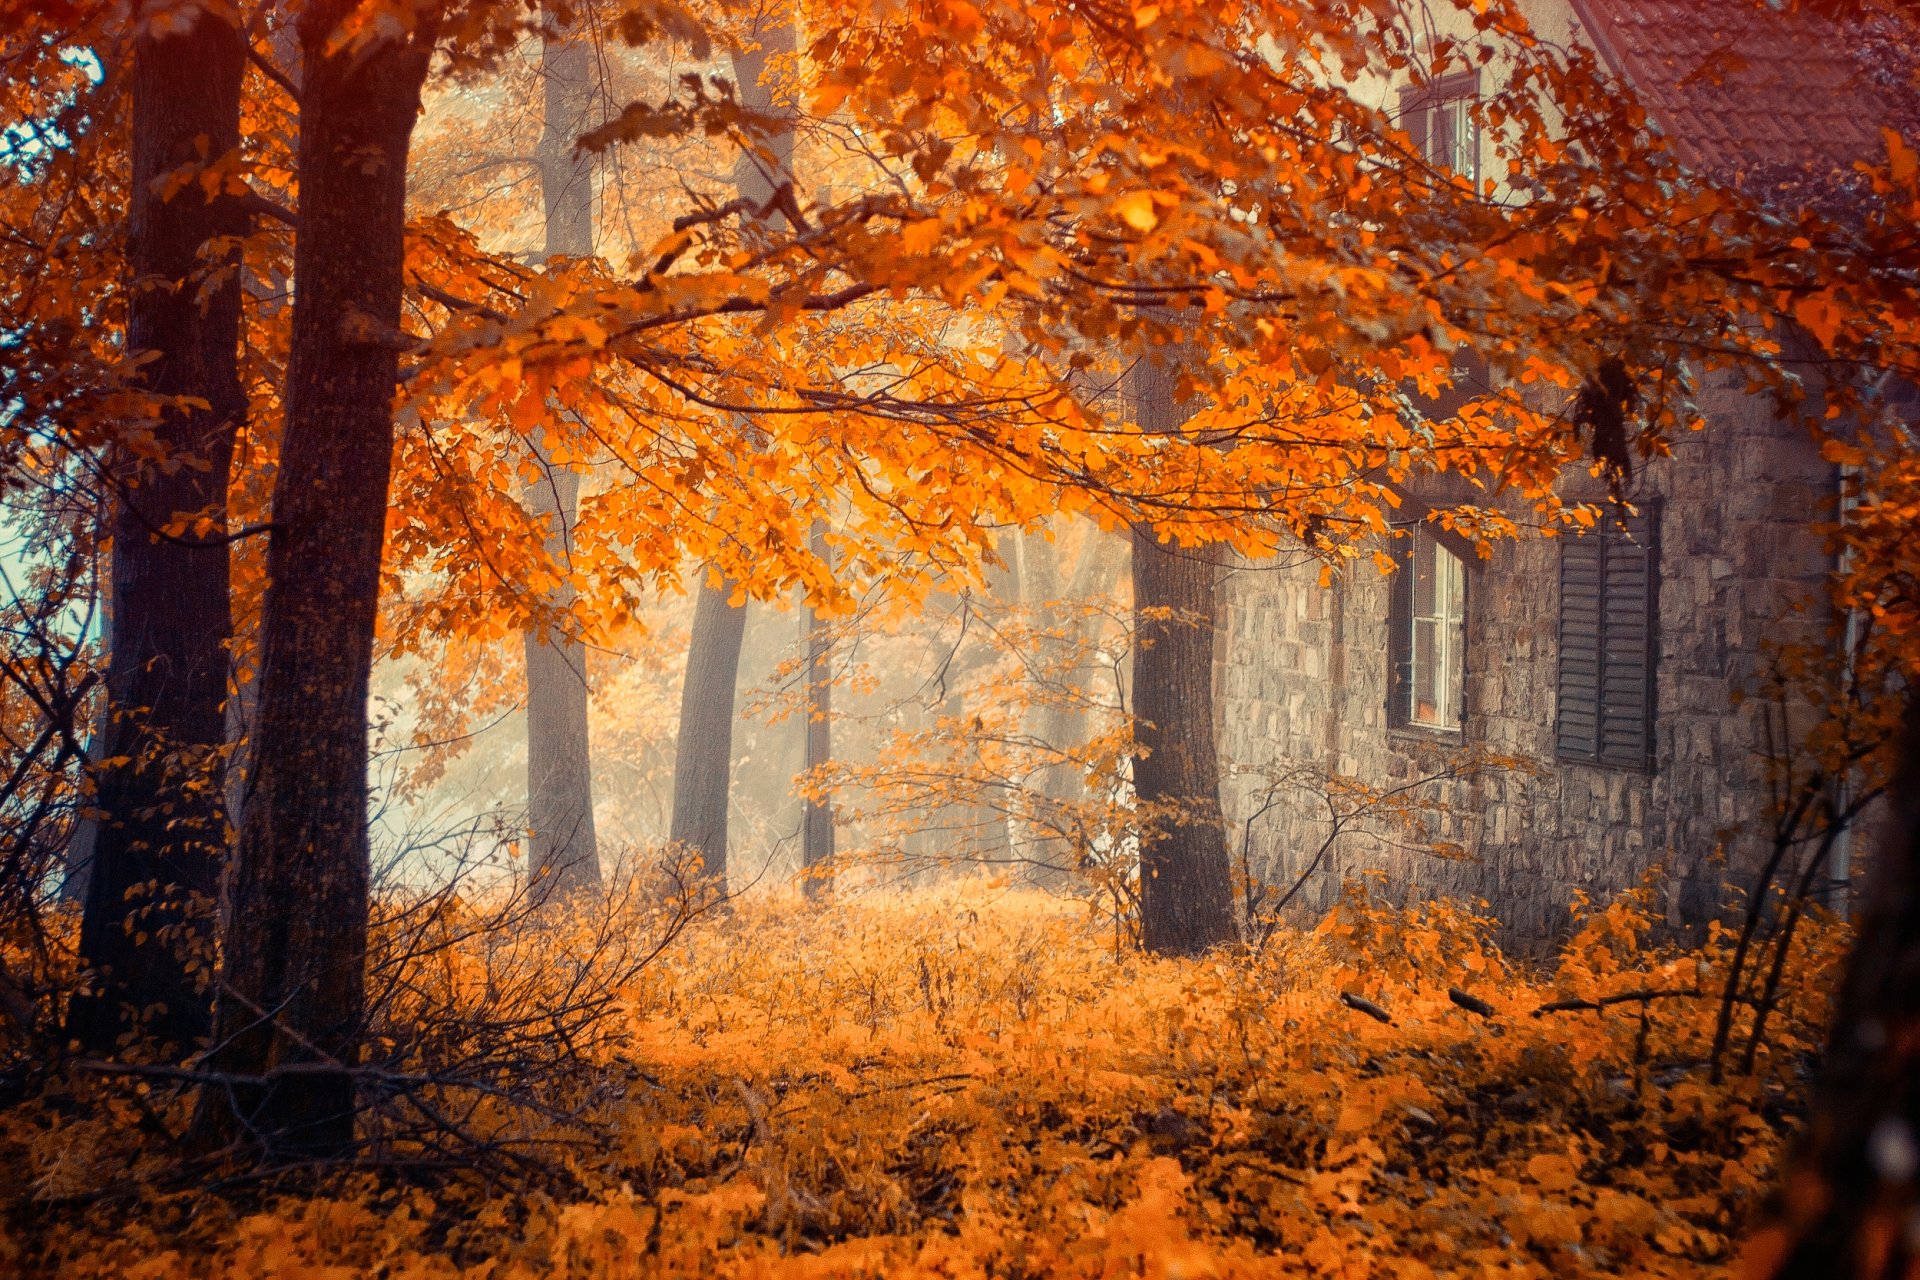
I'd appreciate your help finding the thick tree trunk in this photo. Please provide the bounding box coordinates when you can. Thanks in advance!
[523,9,600,897]
[802,522,835,892]
[1128,358,1235,956]
[1749,698,1920,1278]
[67,8,244,1058]
[669,574,747,886]
[191,8,433,1158]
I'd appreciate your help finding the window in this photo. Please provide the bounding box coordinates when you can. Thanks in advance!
[1389,529,1467,731]
[1557,506,1659,768]
[1402,73,1481,186]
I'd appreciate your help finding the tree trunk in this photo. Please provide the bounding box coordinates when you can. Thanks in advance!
[522,7,601,898]
[727,18,796,215]
[969,545,1020,865]
[669,574,747,887]
[663,15,793,893]
[1749,698,1920,1278]
[1129,357,1235,956]
[1020,531,1077,886]
[67,7,244,1058]
[523,455,600,895]
[191,7,433,1159]
[802,522,835,892]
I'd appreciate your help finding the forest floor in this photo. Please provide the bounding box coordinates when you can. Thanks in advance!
[6,877,1844,1279]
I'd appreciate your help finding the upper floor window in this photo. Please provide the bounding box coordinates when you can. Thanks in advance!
[1402,72,1481,187]
[1556,505,1659,768]
[1389,527,1467,731]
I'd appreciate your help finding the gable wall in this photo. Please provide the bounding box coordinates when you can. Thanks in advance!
[1215,371,1839,946]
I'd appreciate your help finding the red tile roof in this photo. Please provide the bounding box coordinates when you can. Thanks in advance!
[1566,0,1896,177]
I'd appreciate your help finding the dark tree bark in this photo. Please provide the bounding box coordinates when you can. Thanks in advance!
[664,16,793,892]
[67,6,245,1058]
[802,521,835,892]
[190,5,435,1159]
[1128,358,1236,956]
[1751,698,1920,1279]
[523,13,601,896]
[669,575,747,885]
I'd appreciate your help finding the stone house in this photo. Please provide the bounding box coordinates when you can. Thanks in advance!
[1214,0,1896,945]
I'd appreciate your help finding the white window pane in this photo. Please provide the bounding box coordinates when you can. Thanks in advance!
[1431,105,1456,170]
[1412,619,1439,724]
[1406,534,1466,729]
[1449,100,1476,177]
[1412,535,1437,616]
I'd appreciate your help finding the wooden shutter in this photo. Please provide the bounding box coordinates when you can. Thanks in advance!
[1386,530,1414,727]
[1557,504,1658,768]
[1556,535,1603,757]
[1597,509,1656,766]
[1456,552,1471,729]
[1402,94,1430,160]
[1398,71,1478,170]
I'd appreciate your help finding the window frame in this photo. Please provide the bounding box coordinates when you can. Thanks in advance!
[1387,525,1470,735]
[1400,70,1482,188]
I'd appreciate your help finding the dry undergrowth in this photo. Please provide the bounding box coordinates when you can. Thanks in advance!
[3,876,1845,1279]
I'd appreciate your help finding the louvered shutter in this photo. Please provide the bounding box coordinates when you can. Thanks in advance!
[1386,530,1414,726]
[1597,509,1656,766]
[1399,72,1477,170]
[1403,94,1430,159]
[1557,505,1658,768]
[1456,554,1471,729]
[1556,535,1603,757]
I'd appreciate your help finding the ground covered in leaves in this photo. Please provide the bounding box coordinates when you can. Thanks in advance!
[5,879,1844,1278]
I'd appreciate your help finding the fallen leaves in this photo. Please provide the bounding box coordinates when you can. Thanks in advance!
[10,878,1845,1279]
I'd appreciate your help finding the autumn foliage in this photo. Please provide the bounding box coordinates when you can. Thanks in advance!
[2,878,1846,1278]
[1,0,1918,1271]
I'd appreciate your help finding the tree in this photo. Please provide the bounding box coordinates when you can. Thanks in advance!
[1019,523,1124,887]
[669,573,748,884]
[191,0,439,1157]
[1742,432,1920,1278]
[800,518,834,890]
[160,0,1920,1149]
[67,1,245,1059]
[523,8,602,897]
[1745,698,1920,1279]
[1126,354,1236,956]
[667,11,796,892]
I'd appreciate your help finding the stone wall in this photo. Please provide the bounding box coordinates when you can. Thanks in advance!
[1215,372,1841,947]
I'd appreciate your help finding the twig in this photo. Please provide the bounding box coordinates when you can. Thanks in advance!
[1448,986,1497,1018]
[236,191,298,229]
[1531,987,1754,1016]
[412,277,509,325]
[1339,990,1394,1025]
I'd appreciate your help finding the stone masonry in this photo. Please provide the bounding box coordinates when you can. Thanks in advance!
[1214,371,1841,948]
